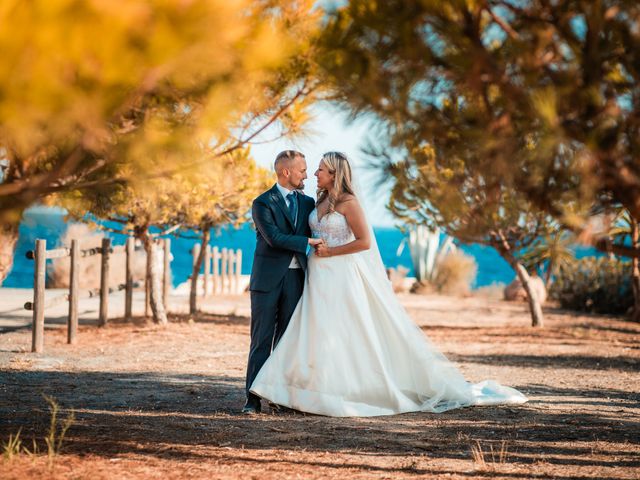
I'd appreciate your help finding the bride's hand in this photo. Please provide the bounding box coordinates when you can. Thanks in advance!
[315,243,331,257]
[308,238,324,247]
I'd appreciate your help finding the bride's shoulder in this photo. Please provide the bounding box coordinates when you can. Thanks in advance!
[336,194,361,214]
[338,193,357,203]
[339,193,359,205]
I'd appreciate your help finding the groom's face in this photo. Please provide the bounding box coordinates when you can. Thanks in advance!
[286,156,308,190]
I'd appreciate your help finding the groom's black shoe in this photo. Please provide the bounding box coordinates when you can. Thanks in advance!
[242,397,261,415]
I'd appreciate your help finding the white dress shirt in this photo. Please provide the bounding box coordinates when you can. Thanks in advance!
[275,183,302,269]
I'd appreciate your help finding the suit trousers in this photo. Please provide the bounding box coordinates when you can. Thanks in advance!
[246,268,305,399]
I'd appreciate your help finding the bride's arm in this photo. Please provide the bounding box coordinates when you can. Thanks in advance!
[316,198,371,257]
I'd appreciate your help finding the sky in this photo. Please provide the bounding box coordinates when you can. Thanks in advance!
[250,103,398,227]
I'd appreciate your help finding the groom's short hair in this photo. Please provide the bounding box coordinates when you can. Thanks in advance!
[274,150,305,172]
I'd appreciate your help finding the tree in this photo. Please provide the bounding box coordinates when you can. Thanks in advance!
[61,173,182,325]
[175,149,272,314]
[376,141,550,326]
[605,208,640,321]
[319,0,640,257]
[0,0,320,284]
[521,229,576,289]
[59,148,270,324]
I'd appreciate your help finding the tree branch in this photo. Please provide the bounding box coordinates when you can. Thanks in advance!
[594,238,640,259]
[484,5,520,40]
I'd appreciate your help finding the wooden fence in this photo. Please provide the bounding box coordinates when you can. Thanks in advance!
[192,245,243,296]
[24,237,170,353]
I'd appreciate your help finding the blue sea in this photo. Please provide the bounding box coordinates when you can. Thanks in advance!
[4,207,576,290]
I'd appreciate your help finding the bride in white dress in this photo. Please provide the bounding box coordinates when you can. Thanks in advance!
[250,152,527,417]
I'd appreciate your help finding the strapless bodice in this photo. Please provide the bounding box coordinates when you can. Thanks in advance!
[309,209,355,247]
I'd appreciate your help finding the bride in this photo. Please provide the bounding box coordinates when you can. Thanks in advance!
[250,151,527,416]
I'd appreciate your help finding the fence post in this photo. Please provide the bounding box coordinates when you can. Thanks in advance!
[145,242,152,317]
[163,238,171,307]
[68,239,79,344]
[204,244,211,297]
[31,239,46,353]
[125,237,134,320]
[212,246,220,295]
[99,237,110,326]
[221,248,228,294]
[235,249,242,294]
[229,250,237,294]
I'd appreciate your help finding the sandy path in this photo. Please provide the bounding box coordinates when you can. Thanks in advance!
[1,293,639,479]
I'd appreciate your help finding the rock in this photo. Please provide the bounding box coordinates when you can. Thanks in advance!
[503,275,547,303]
[386,266,410,293]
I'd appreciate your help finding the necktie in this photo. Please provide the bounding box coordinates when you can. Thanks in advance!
[287,191,298,225]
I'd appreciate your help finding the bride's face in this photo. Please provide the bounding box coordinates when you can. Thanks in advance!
[315,160,335,190]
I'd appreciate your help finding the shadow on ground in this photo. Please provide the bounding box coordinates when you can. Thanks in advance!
[1,369,639,474]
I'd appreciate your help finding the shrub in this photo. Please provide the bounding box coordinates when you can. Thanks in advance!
[432,251,477,296]
[48,223,146,289]
[549,257,633,315]
[474,283,506,300]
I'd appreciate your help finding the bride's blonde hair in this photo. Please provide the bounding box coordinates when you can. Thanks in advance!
[316,151,356,213]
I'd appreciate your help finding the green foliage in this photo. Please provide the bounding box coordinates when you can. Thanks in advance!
[318,1,564,269]
[550,257,633,314]
[320,0,640,242]
[608,208,633,243]
[59,147,271,235]
[521,230,576,285]
[175,148,273,232]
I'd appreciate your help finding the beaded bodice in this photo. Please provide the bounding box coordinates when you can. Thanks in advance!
[309,209,355,247]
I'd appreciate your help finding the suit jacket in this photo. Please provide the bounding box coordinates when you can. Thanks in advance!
[249,184,316,292]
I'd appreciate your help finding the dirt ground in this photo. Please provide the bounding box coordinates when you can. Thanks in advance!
[1,293,639,479]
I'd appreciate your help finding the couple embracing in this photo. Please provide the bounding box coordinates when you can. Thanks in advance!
[243,150,527,417]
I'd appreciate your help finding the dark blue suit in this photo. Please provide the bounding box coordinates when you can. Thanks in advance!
[246,184,315,399]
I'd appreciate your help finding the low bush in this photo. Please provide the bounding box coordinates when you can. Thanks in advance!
[48,223,146,289]
[432,251,477,296]
[549,257,633,315]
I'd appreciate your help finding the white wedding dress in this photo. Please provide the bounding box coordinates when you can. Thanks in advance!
[250,209,527,416]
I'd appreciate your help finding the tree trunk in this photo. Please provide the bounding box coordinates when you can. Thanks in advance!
[190,228,211,315]
[512,260,544,327]
[0,221,20,286]
[631,216,640,322]
[140,230,168,325]
[494,232,544,327]
[544,259,554,290]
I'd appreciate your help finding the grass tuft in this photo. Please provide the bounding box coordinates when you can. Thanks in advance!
[2,428,22,461]
[470,440,509,470]
[43,394,75,463]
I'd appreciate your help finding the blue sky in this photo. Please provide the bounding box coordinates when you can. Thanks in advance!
[250,103,398,227]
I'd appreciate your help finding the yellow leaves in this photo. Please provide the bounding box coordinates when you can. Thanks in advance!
[0,0,318,158]
[278,100,312,139]
[531,87,558,128]
[605,63,631,87]
[524,133,537,151]
[487,85,502,104]
[170,147,271,229]
[2,0,320,230]
[416,143,436,160]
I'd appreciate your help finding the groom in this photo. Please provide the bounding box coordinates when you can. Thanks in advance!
[243,150,320,414]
